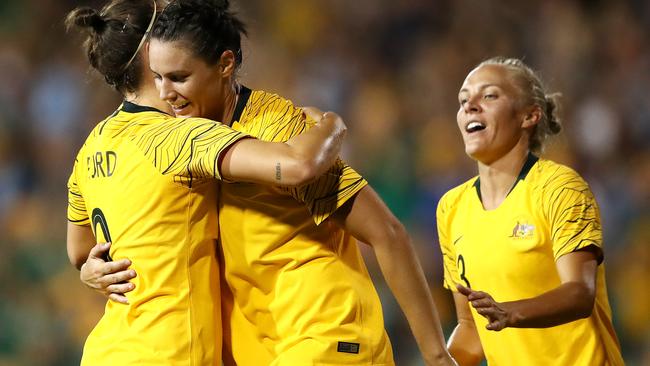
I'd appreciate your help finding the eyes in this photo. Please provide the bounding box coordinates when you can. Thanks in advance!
[458,92,498,106]
[151,72,188,83]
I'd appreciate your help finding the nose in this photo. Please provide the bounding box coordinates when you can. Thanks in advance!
[158,79,175,102]
[463,95,481,114]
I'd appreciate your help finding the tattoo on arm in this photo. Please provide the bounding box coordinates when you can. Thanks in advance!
[275,162,281,181]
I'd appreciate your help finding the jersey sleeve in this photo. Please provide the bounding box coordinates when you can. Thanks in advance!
[67,152,90,226]
[436,192,461,291]
[543,167,603,262]
[282,159,368,225]
[131,117,250,184]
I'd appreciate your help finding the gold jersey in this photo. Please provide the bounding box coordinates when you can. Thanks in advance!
[67,102,248,366]
[219,87,394,366]
[437,155,624,366]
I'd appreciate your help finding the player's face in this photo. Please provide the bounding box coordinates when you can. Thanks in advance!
[456,64,529,164]
[149,39,226,120]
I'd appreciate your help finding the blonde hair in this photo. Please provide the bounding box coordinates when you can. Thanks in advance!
[478,57,562,153]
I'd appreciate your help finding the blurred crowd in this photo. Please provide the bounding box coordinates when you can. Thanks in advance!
[0,0,648,365]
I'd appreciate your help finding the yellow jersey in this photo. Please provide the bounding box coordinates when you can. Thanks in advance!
[219,87,394,366]
[67,102,248,366]
[437,154,624,366]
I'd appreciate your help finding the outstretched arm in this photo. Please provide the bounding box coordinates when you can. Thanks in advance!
[331,186,456,366]
[459,247,599,330]
[220,109,346,186]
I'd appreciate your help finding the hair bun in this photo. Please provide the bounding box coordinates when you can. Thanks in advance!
[72,7,107,33]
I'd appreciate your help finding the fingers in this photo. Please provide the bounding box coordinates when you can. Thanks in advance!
[103,269,137,287]
[100,258,133,276]
[106,281,135,294]
[88,242,111,260]
[302,106,324,121]
[108,292,130,305]
[456,284,472,296]
[466,290,490,302]
[470,297,494,309]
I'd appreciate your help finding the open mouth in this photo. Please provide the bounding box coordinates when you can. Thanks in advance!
[171,101,190,112]
[466,121,486,133]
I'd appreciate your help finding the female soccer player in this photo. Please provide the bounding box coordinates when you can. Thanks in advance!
[437,57,624,365]
[85,0,456,365]
[65,0,347,364]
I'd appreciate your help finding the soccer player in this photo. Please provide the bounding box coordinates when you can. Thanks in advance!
[437,57,624,365]
[84,0,456,365]
[65,1,347,365]
[148,1,454,365]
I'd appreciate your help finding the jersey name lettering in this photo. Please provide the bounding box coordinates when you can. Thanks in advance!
[87,151,117,179]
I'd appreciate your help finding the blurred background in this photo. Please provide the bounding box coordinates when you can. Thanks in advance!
[0,0,648,365]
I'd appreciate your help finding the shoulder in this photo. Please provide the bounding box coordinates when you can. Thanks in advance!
[437,177,477,213]
[244,89,303,120]
[530,158,592,195]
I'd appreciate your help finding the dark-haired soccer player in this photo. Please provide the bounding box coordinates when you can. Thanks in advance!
[66,1,346,364]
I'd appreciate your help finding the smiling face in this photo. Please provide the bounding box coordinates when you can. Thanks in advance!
[457,64,536,164]
[148,39,226,120]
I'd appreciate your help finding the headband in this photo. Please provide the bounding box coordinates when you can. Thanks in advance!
[123,0,157,71]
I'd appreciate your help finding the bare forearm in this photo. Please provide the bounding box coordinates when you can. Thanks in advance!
[373,229,449,362]
[221,112,345,186]
[502,282,594,328]
[334,187,453,364]
[447,322,484,366]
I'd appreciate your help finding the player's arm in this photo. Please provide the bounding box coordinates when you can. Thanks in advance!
[219,109,346,186]
[68,224,137,303]
[459,246,599,330]
[331,186,456,366]
[448,291,484,366]
[67,222,96,270]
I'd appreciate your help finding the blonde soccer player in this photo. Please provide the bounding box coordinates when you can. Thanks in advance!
[437,57,624,366]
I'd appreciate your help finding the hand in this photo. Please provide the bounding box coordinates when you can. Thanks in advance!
[457,284,510,331]
[301,106,324,121]
[80,243,137,304]
[302,106,345,131]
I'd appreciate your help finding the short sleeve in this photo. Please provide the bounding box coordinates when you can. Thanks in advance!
[283,159,368,225]
[436,193,461,291]
[131,117,250,185]
[67,155,90,225]
[544,168,603,263]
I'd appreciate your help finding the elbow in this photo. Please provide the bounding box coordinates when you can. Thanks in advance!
[283,156,319,187]
[571,282,596,319]
[69,254,86,271]
[67,247,87,271]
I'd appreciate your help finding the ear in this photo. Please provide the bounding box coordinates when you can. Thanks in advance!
[218,50,236,77]
[522,105,542,128]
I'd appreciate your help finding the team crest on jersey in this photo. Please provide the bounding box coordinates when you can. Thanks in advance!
[510,221,535,238]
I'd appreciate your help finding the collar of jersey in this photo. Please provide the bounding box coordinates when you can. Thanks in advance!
[230,85,252,124]
[473,152,539,202]
[121,100,169,115]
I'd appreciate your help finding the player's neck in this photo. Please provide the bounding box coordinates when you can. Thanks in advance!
[124,87,173,115]
[220,82,240,126]
[477,144,529,210]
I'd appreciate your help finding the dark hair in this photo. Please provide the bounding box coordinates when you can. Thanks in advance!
[65,0,158,94]
[478,57,562,153]
[151,0,247,67]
